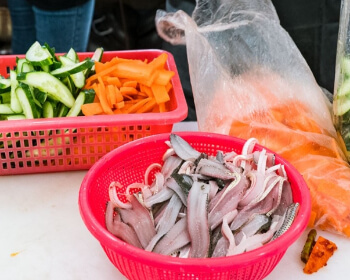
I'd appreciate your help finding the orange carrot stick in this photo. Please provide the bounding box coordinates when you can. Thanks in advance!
[120,87,139,95]
[151,84,170,104]
[96,81,114,115]
[153,69,175,86]
[107,85,117,108]
[106,77,122,87]
[81,103,104,116]
[136,98,157,113]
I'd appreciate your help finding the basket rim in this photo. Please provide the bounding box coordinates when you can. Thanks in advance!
[0,49,188,132]
[78,131,311,270]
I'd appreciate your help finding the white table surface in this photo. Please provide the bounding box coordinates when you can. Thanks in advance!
[1,121,350,280]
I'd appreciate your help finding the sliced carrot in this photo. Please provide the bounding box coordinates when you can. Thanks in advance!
[153,69,175,86]
[124,99,140,105]
[107,85,117,108]
[113,108,123,114]
[158,102,167,113]
[88,63,121,80]
[165,82,173,92]
[137,91,148,98]
[96,81,114,115]
[126,98,152,114]
[94,61,106,73]
[115,86,123,102]
[82,53,173,117]
[136,98,157,113]
[112,62,153,81]
[116,101,125,109]
[106,76,122,87]
[140,84,153,97]
[81,103,104,116]
[151,84,170,104]
[120,87,139,95]
[152,105,160,113]
[148,53,168,70]
[122,94,134,100]
[123,80,138,88]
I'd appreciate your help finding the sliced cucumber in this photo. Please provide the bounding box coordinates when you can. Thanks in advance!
[15,83,38,119]
[50,59,94,78]
[26,41,53,67]
[41,64,50,73]
[57,103,69,117]
[0,92,11,104]
[43,101,54,118]
[0,104,15,114]
[83,89,96,104]
[84,47,104,77]
[66,48,79,63]
[17,71,75,108]
[0,114,26,120]
[33,88,48,105]
[59,56,86,88]
[10,70,23,113]
[90,47,104,72]
[16,58,34,73]
[43,43,59,62]
[66,91,85,117]
[62,76,76,94]
[0,77,11,93]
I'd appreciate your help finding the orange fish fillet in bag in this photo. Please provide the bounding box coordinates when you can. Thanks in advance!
[156,0,350,236]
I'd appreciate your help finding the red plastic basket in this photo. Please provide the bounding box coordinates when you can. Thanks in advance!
[0,50,187,175]
[79,132,311,280]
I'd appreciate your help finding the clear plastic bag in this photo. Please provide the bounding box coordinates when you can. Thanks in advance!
[334,0,350,161]
[156,0,350,236]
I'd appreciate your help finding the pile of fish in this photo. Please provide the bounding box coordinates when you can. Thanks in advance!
[105,134,299,258]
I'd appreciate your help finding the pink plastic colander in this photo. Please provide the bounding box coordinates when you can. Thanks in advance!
[79,132,311,280]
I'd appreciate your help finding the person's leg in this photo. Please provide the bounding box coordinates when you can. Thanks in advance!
[33,0,95,53]
[7,0,36,54]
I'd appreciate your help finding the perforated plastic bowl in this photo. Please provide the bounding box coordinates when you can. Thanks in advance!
[79,132,311,280]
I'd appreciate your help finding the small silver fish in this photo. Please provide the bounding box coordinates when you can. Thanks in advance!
[271,202,299,241]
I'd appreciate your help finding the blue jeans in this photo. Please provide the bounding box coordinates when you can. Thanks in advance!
[8,0,95,54]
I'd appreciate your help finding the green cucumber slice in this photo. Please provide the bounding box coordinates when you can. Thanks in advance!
[90,47,104,70]
[59,56,86,88]
[83,89,96,104]
[66,91,85,117]
[57,103,69,117]
[15,83,38,119]
[10,70,23,113]
[0,104,15,114]
[16,58,34,73]
[0,77,11,93]
[17,71,75,108]
[42,101,54,118]
[26,41,53,67]
[50,59,94,78]
[0,114,26,120]
[84,47,104,77]
[33,88,48,105]
[0,92,11,104]
[66,48,79,63]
